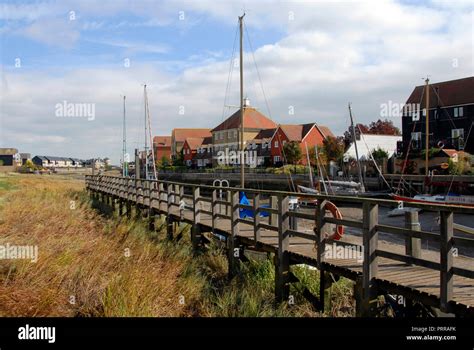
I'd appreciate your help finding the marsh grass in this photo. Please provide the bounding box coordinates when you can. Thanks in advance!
[0,174,354,317]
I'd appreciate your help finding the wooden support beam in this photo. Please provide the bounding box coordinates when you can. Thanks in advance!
[228,190,240,278]
[253,193,261,243]
[275,195,290,303]
[440,211,453,312]
[405,210,421,262]
[191,186,201,252]
[361,202,379,317]
[269,195,277,226]
[148,208,155,231]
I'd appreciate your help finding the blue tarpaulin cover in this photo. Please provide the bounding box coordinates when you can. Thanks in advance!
[239,192,270,218]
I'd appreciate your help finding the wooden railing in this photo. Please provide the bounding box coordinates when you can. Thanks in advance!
[85,174,474,315]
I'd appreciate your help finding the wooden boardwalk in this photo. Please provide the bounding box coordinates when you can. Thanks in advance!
[85,175,474,316]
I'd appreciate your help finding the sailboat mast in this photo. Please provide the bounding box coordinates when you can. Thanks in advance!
[239,13,245,189]
[122,95,127,177]
[144,85,149,180]
[425,77,430,176]
[348,103,365,193]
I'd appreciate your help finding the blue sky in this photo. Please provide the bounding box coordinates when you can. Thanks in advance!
[1,0,473,164]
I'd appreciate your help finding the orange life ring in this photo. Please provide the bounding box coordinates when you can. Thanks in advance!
[319,201,345,241]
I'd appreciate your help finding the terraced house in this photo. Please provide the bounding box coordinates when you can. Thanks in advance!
[211,98,277,166]
[401,76,474,156]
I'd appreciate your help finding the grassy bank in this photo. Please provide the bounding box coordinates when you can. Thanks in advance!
[0,173,354,317]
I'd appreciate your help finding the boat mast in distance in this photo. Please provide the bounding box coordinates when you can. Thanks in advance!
[348,102,365,193]
[239,13,245,189]
[122,95,128,177]
[424,77,430,177]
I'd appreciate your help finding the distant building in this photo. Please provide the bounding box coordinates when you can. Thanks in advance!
[171,128,211,160]
[401,76,474,156]
[20,153,31,165]
[211,99,277,166]
[153,136,172,163]
[344,134,402,161]
[183,137,206,167]
[0,148,21,172]
[195,136,213,168]
[270,123,334,166]
[33,156,86,168]
[246,128,276,167]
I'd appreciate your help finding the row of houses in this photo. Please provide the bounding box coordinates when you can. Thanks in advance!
[153,77,473,174]
[0,149,111,172]
[154,99,335,168]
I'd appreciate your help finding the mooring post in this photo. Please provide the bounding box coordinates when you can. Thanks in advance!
[275,195,290,303]
[439,210,453,313]
[228,190,240,278]
[405,210,421,263]
[361,202,379,316]
[191,186,201,252]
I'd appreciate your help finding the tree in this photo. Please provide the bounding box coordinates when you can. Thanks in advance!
[283,141,302,165]
[368,119,401,135]
[173,150,184,166]
[322,136,345,162]
[371,147,389,164]
[159,155,170,168]
[343,123,369,150]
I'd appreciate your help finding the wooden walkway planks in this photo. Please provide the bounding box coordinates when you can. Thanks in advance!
[85,175,474,316]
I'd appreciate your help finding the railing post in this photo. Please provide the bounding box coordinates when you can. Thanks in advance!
[315,199,328,311]
[253,193,261,243]
[228,190,240,278]
[191,186,201,252]
[159,183,165,211]
[269,195,277,227]
[405,210,421,262]
[360,202,379,317]
[439,210,453,313]
[212,189,217,233]
[167,183,173,240]
[275,195,290,303]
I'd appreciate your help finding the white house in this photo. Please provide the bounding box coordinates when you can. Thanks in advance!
[344,134,402,161]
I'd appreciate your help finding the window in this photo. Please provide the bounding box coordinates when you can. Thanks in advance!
[262,142,268,149]
[274,141,279,148]
[411,132,422,150]
[274,156,281,163]
[234,130,238,138]
[228,131,232,138]
[452,128,465,149]
[412,110,420,121]
[454,107,464,118]
[282,140,287,146]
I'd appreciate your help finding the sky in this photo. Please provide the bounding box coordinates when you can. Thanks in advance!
[1,0,473,164]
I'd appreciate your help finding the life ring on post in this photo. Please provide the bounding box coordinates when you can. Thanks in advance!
[318,201,344,241]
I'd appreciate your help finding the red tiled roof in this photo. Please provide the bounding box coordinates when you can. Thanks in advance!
[315,125,335,138]
[202,136,213,145]
[153,136,171,147]
[184,137,205,150]
[279,123,334,142]
[212,108,277,132]
[254,128,276,140]
[406,76,474,108]
[172,128,211,142]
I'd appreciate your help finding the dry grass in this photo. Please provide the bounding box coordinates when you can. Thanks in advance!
[0,174,354,317]
[0,174,204,316]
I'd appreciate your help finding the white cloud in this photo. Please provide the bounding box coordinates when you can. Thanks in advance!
[1,0,473,164]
